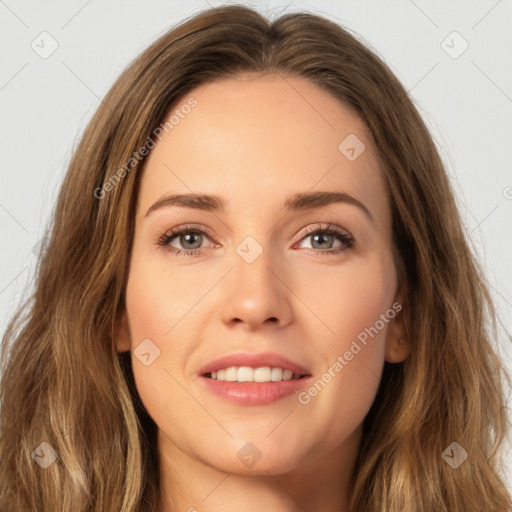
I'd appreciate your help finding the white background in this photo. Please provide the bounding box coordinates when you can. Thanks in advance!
[1,0,511,492]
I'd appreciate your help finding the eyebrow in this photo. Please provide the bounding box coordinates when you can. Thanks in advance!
[145,190,374,224]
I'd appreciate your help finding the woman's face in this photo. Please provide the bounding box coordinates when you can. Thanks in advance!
[116,74,409,476]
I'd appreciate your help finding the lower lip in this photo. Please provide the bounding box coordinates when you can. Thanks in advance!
[200,375,312,405]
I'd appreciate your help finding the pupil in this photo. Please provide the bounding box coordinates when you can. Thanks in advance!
[312,233,332,249]
[182,233,201,249]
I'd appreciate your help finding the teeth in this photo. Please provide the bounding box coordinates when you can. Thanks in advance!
[271,367,283,381]
[208,366,301,383]
[225,367,238,381]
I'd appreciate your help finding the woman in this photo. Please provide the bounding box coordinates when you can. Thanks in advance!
[1,5,510,511]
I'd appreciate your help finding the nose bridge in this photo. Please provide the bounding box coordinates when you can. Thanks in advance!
[218,229,294,329]
[232,231,279,296]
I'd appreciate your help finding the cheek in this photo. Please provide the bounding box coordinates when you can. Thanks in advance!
[295,256,396,421]
[299,255,396,354]
[124,267,198,453]
[124,246,200,343]
[123,252,179,403]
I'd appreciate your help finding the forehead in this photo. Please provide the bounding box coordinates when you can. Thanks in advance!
[137,74,389,227]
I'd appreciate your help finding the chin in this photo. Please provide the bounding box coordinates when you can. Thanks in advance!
[204,438,306,476]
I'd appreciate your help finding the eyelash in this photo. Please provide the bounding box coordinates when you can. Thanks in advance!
[157,223,354,258]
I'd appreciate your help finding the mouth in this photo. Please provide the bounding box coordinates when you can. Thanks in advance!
[198,352,313,405]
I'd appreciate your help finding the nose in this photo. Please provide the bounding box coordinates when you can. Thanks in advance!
[219,241,294,331]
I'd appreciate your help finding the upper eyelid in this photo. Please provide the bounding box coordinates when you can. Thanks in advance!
[302,223,351,237]
[163,224,215,240]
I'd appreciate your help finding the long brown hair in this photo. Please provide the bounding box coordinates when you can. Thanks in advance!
[1,5,510,511]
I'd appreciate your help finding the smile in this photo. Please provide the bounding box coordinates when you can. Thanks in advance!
[206,366,305,382]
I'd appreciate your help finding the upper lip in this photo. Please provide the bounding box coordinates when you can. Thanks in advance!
[198,351,311,376]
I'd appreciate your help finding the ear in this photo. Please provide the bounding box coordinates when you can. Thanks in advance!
[384,282,410,363]
[114,307,131,353]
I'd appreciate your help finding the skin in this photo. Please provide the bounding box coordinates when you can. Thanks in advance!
[115,74,410,512]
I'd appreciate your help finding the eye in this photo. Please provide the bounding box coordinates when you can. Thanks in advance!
[158,224,215,257]
[295,223,354,256]
[157,222,354,257]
